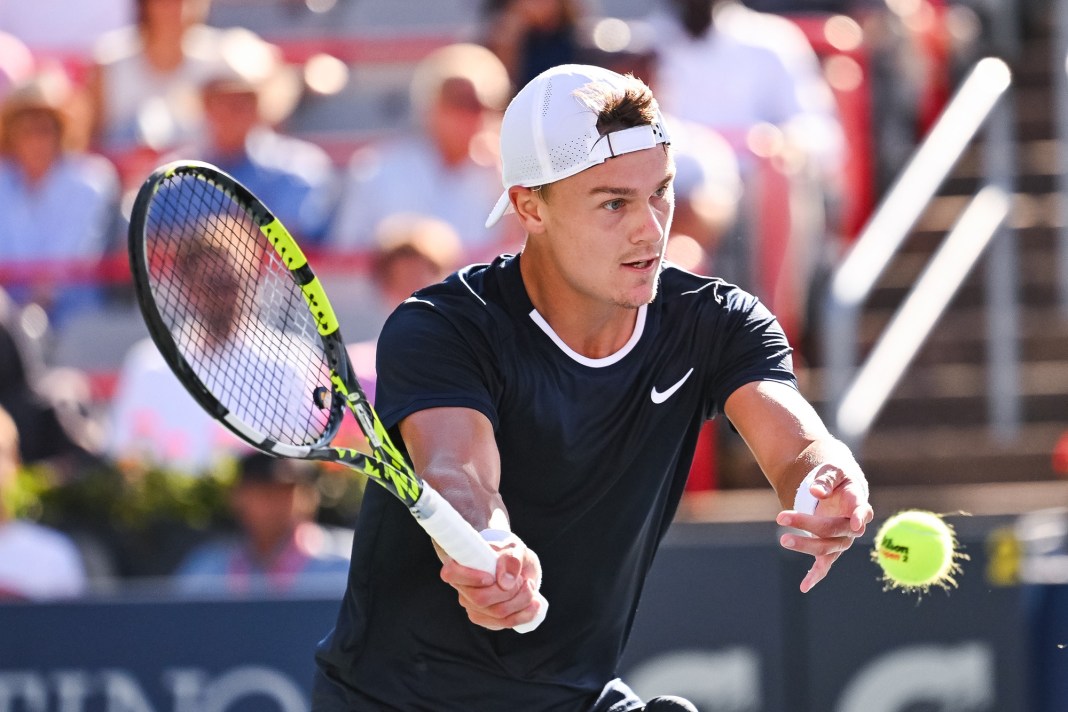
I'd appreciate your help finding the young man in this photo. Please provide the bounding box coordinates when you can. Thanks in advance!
[313,64,873,711]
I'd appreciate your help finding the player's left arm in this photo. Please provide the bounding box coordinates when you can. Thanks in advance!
[399,406,544,630]
[724,380,874,592]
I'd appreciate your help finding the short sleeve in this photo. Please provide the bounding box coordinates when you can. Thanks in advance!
[374,299,499,431]
[707,292,796,416]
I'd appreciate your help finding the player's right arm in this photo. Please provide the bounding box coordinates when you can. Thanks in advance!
[399,406,544,631]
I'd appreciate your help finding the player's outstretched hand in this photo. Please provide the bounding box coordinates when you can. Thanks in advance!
[438,531,544,631]
[775,463,874,593]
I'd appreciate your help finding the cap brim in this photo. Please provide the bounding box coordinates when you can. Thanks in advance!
[485,190,512,228]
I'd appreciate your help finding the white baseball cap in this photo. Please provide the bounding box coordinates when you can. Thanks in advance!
[484,64,671,228]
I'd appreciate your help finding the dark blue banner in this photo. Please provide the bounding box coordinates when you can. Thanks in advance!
[0,517,1047,711]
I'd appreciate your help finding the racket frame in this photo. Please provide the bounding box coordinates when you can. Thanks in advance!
[128,160,546,632]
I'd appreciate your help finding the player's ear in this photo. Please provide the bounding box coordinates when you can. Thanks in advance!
[511,186,547,234]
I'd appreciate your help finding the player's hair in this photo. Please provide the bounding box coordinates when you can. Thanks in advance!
[535,75,661,201]
[577,79,660,135]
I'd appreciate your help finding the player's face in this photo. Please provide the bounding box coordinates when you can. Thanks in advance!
[534,146,674,310]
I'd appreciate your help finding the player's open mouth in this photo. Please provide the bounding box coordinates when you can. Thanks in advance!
[623,258,658,271]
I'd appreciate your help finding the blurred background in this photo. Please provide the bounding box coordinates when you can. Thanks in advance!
[0,0,1066,710]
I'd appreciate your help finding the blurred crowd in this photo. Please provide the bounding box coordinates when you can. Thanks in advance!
[0,0,988,598]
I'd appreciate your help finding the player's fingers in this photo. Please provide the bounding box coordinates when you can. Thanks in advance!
[440,558,495,589]
[779,530,855,558]
[852,503,875,531]
[781,512,871,540]
[450,555,532,609]
[800,553,840,593]
[457,579,539,629]
[495,548,525,592]
[808,464,841,498]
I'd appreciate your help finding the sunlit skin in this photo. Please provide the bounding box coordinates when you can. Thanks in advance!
[230,481,318,562]
[399,123,869,635]
[425,79,489,168]
[5,110,62,186]
[513,145,675,359]
[202,87,259,157]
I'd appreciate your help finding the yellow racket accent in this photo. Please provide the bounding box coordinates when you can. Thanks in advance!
[261,218,308,270]
[301,278,340,336]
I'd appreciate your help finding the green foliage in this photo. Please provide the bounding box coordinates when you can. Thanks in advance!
[13,459,236,533]
[6,457,365,577]
[10,457,365,534]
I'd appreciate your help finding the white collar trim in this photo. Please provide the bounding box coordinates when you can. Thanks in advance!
[527,305,646,367]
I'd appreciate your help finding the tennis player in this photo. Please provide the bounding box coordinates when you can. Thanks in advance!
[313,64,873,711]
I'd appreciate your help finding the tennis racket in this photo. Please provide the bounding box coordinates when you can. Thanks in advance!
[128,160,546,632]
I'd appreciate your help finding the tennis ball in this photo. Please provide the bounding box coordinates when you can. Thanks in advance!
[872,510,965,591]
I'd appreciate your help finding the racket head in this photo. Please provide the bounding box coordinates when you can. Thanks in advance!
[128,160,349,458]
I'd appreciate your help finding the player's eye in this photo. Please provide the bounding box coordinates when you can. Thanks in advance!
[603,198,626,211]
[654,185,670,199]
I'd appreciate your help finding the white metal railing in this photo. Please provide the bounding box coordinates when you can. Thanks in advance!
[834,186,1010,446]
[822,57,1015,450]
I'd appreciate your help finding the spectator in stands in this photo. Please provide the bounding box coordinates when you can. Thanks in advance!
[85,0,225,161]
[365,213,462,337]
[179,35,337,244]
[648,0,845,187]
[0,404,88,601]
[340,213,464,398]
[172,451,350,596]
[0,68,120,329]
[0,288,100,473]
[663,119,745,272]
[481,0,583,91]
[327,43,516,261]
[105,242,250,474]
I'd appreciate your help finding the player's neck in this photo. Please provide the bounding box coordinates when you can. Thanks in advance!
[519,255,639,359]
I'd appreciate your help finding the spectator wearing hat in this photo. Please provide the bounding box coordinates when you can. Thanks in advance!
[0,68,120,328]
[0,32,34,104]
[172,452,351,596]
[328,43,517,261]
[173,36,338,245]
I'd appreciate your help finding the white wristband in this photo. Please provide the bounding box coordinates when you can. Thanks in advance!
[793,467,821,515]
[479,528,514,544]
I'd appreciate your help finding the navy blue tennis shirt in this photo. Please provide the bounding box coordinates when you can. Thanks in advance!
[314,254,796,711]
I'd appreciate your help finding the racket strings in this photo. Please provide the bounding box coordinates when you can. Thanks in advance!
[144,174,335,447]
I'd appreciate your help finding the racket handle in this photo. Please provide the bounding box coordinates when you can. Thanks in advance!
[410,483,548,634]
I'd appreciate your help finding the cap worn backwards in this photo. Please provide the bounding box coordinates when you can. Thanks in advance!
[485,64,671,228]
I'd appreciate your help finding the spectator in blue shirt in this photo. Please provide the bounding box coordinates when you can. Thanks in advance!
[173,452,351,596]
[0,69,120,327]
[181,31,338,244]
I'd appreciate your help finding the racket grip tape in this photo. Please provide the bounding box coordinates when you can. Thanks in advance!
[410,483,548,633]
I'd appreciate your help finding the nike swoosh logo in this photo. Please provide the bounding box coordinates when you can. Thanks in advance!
[650,368,694,404]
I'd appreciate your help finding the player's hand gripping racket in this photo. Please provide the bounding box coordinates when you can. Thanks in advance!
[128,160,546,632]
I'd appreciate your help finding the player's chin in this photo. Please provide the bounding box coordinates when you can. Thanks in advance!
[613,280,660,309]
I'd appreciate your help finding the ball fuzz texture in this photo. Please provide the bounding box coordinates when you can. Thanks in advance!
[872,510,965,591]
